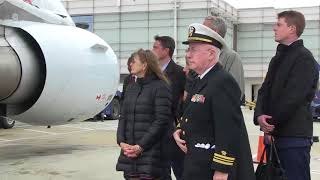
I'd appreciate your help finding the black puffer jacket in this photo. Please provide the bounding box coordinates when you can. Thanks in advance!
[116,74,172,177]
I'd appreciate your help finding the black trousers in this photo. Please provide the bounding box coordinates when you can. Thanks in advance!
[162,137,184,180]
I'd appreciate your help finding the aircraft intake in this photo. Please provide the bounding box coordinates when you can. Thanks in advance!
[0,24,119,126]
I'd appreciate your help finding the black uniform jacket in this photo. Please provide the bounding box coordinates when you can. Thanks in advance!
[178,63,255,180]
[116,74,172,177]
[254,40,319,137]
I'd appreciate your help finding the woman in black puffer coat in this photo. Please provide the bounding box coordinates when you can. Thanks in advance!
[116,49,172,179]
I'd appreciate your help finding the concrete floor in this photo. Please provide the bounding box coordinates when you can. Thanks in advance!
[0,109,319,180]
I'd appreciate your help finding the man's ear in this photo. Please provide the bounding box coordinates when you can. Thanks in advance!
[143,62,148,71]
[165,47,170,55]
[290,25,297,35]
[208,48,217,60]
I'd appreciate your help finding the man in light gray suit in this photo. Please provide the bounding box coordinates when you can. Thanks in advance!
[203,16,245,101]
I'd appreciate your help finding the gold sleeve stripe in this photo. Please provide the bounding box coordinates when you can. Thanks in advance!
[214,153,235,161]
[176,123,180,128]
[213,156,234,163]
[188,37,212,43]
[213,158,233,166]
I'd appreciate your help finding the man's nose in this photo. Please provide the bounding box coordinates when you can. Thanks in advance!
[186,52,191,59]
[273,25,277,31]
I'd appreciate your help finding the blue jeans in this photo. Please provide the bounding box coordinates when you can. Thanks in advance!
[275,137,312,180]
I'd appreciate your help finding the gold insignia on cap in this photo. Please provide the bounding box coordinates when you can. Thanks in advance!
[188,26,195,37]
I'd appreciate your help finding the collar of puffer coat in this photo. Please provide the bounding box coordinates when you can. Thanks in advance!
[136,73,158,86]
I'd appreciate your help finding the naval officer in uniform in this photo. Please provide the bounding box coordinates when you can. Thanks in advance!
[173,23,255,180]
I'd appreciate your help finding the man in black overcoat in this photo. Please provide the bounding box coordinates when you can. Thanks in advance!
[173,23,255,180]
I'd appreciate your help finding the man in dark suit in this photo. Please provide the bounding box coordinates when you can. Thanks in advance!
[173,23,255,180]
[254,10,319,180]
[152,35,186,180]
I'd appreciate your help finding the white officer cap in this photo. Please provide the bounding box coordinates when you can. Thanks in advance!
[182,23,226,49]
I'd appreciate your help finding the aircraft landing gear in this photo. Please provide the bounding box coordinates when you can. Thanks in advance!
[0,104,15,129]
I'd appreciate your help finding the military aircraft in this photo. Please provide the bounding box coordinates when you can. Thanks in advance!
[0,0,120,128]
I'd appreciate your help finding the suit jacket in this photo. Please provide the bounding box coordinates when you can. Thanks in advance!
[219,48,245,99]
[179,63,255,180]
[163,60,186,161]
[164,60,186,125]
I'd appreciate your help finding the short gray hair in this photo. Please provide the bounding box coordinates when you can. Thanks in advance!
[204,44,221,63]
[204,16,227,38]
[212,46,221,60]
